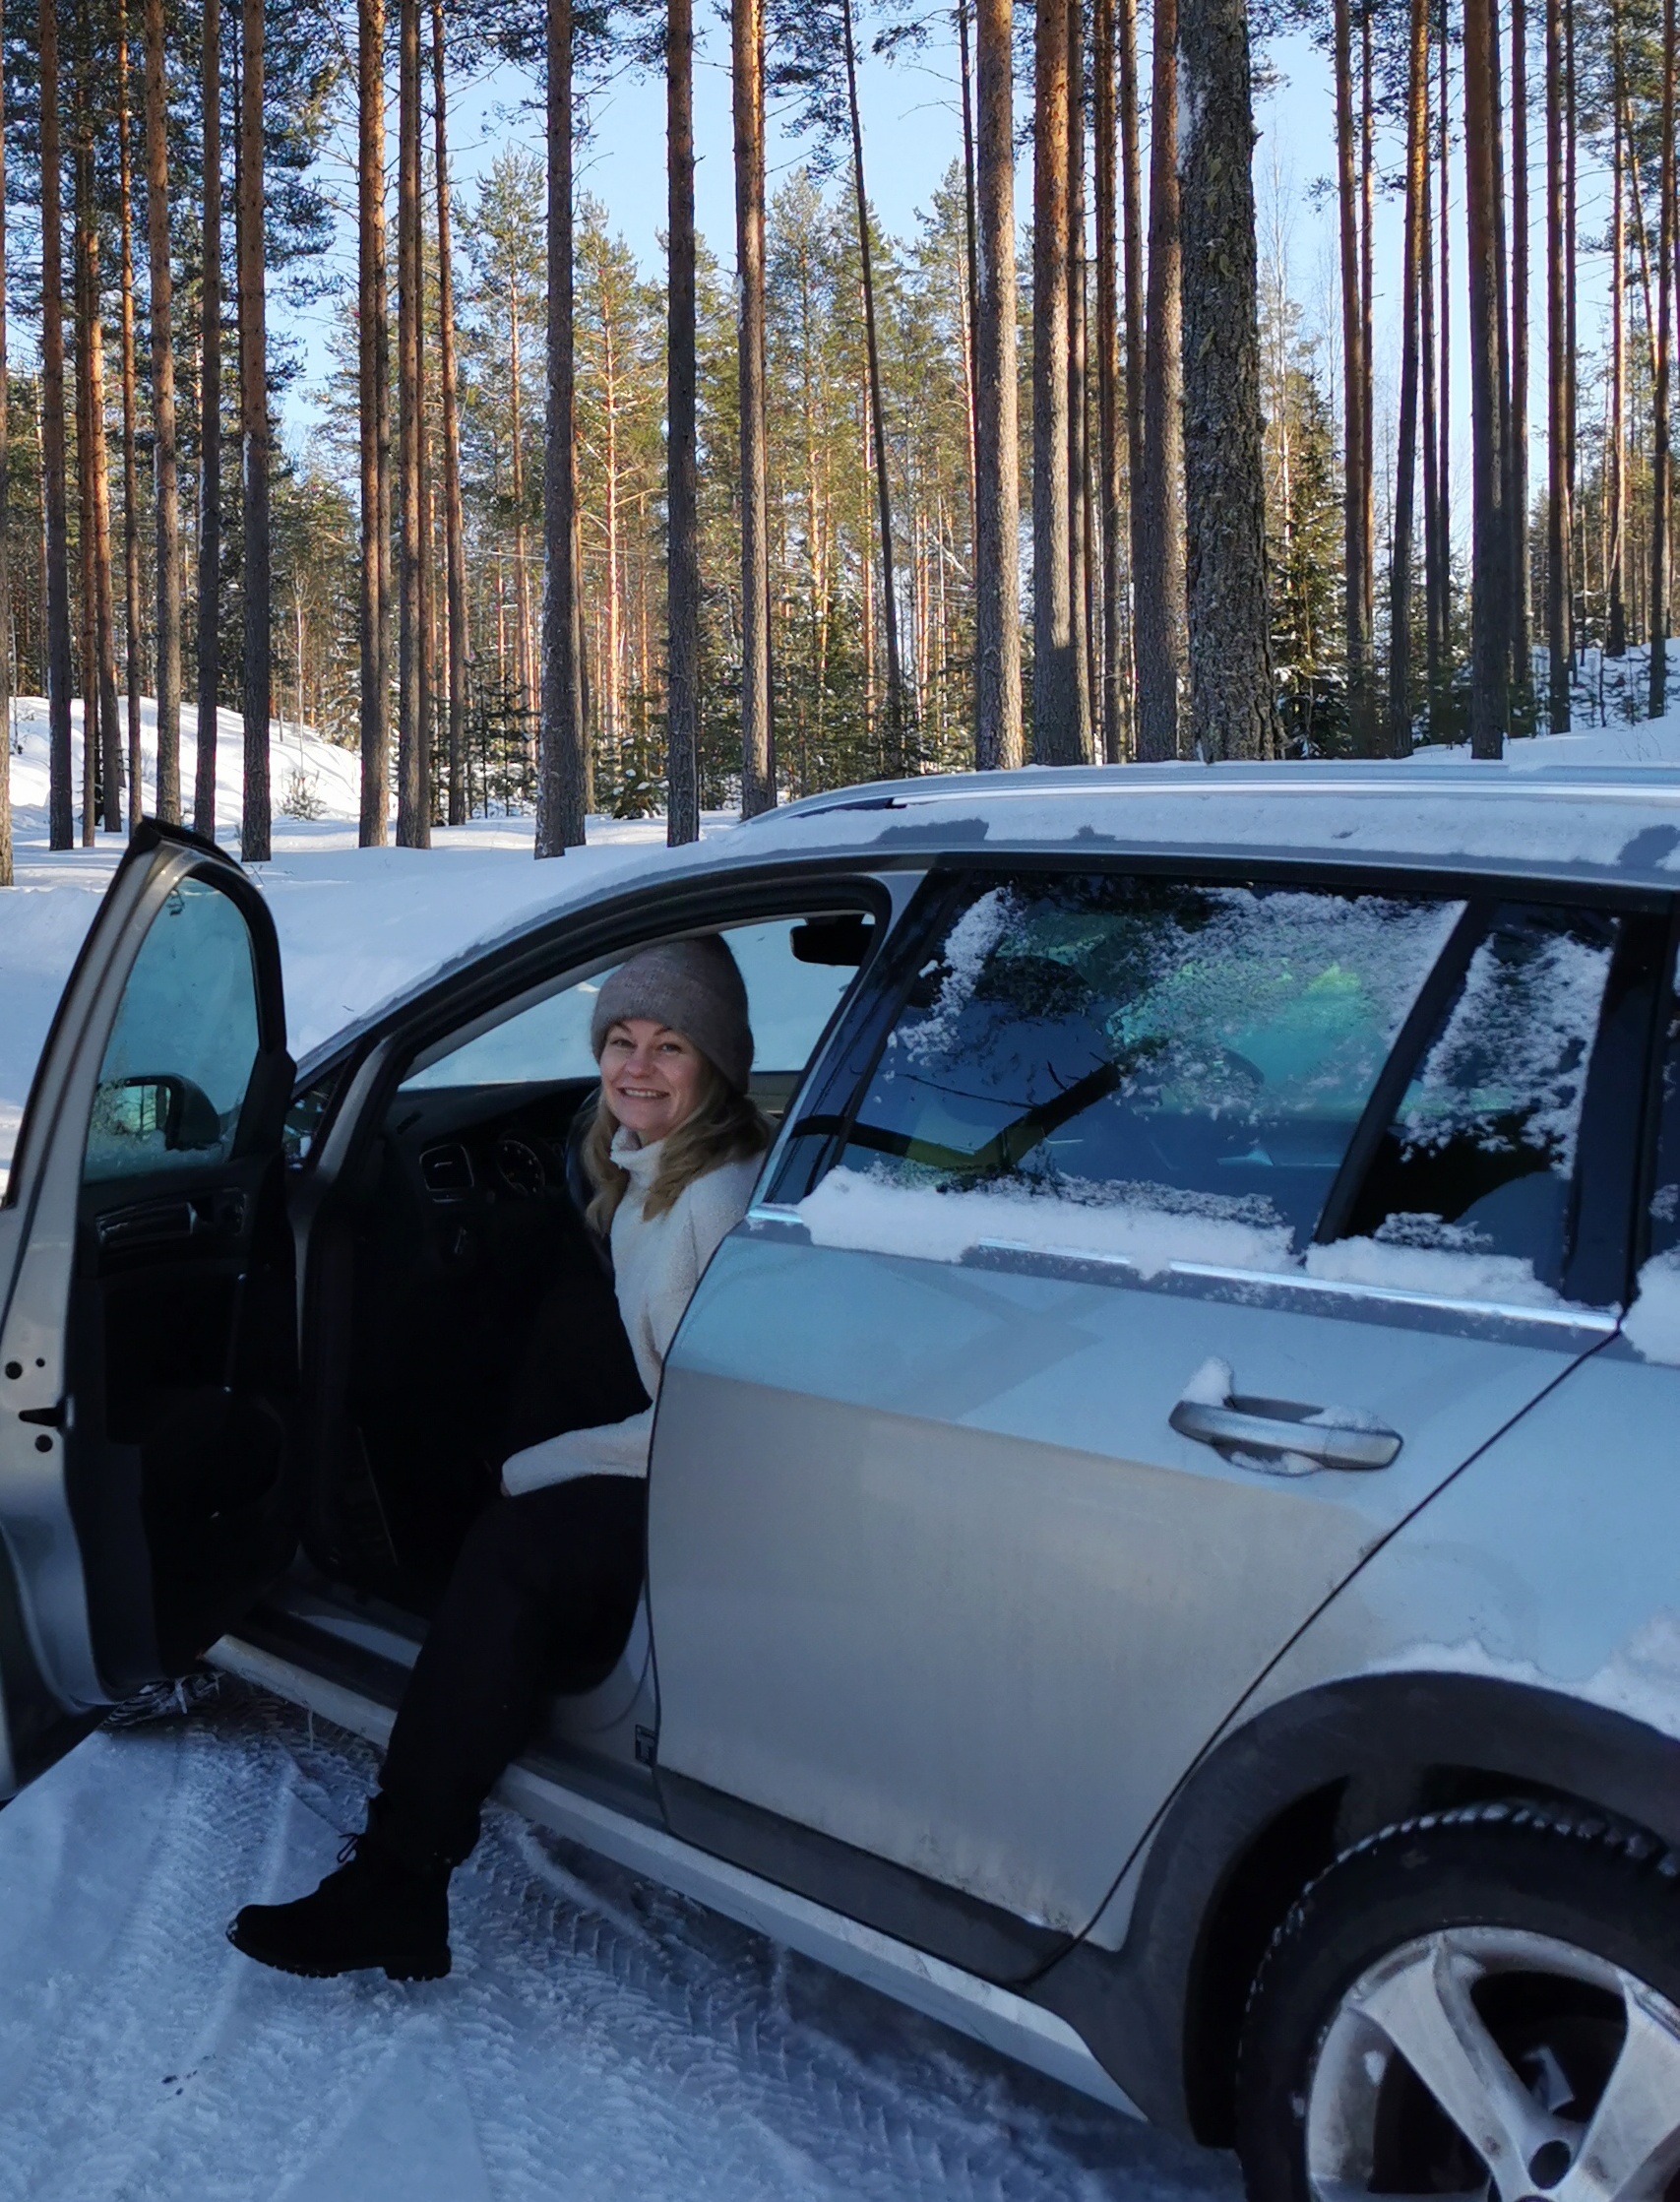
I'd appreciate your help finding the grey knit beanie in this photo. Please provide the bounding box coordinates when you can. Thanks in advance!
[591,935,755,1093]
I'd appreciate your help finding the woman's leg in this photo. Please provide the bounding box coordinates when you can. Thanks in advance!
[376,1475,647,1867]
[227,1473,645,1977]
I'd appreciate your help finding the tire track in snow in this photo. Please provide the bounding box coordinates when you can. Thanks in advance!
[0,1692,1240,2200]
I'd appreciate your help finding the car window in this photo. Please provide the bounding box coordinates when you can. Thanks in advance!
[817,873,1462,1268]
[1646,986,1680,1267]
[400,918,861,1091]
[1330,903,1620,1298]
[84,876,263,1182]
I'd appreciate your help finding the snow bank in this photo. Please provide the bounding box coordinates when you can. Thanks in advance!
[6,690,366,833]
[0,1691,1224,2199]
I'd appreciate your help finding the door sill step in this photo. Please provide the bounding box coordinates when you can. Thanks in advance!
[206,1630,1139,2122]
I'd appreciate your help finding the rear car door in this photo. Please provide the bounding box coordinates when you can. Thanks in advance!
[0,823,297,1789]
[647,863,1657,1974]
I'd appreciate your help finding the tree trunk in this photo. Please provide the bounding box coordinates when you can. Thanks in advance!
[1333,0,1371,750]
[1031,0,1081,763]
[41,0,73,851]
[1175,0,1278,757]
[1608,29,1626,660]
[1069,0,1094,757]
[666,0,699,842]
[78,197,95,844]
[1094,0,1123,761]
[508,288,534,728]
[973,0,1022,768]
[1132,0,1183,758]
[0,0,10,887]
[1489,0,1513,716]
[395,0,427,844]
[1359,0,1375,665]
[1118,0,1143,754]
[238,0,271,855]
[118,0,144,829]
[1546,0,1570,722]
[143,0,182,821]
[195,0,221,833]
[1509,0,1529,702]
[1652,0,1675,717]
[431,0,468,830]
[1387,0,1428,758]
[734,0,774,810]
[357,0,390,845]
[1564,0,1578,669]
[89,240,122,832]
[841,0,905,767]
[74,41,121,838]
[957,0,981,457]
[1421,12,1442,711]
[1464,0,1510,753]
[537,0,587,850]
[1433,19,1451,737]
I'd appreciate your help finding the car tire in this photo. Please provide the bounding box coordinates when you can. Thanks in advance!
[1233,1798,1680,2202]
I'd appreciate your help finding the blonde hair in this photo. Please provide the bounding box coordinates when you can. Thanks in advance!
[583,1051,772,1233]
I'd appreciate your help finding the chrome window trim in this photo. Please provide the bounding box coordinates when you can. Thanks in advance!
[740,1205,1619,1348]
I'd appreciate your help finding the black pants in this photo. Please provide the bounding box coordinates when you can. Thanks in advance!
[376,1475,647,1868]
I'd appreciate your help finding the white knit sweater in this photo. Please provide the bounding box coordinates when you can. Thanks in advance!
[500,1128,761,1493]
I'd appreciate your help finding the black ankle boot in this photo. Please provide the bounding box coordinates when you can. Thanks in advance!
[226,1815,452,1982]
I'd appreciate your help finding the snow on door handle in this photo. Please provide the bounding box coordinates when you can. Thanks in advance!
[1169,1357,1401,1473]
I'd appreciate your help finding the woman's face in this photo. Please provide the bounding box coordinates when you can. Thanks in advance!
[599,1017,707,1144]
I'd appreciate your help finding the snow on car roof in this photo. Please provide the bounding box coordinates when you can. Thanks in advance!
[730,760,1680,887]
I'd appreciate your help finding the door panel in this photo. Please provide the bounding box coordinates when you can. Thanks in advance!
[0,826,294,1777]
[647,868,1649,1965]
[651,1234,1600,1948]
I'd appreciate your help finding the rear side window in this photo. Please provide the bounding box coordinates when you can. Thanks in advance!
[1335,904,1619,1296]
[810,873,1462,1270]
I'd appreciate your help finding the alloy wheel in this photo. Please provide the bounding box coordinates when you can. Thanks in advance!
[1305,1925,1680,2202]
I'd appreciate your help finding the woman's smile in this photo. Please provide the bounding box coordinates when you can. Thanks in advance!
[600,1017,706,1142]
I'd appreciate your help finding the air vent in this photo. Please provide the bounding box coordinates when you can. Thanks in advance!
[419,1142,473,1197]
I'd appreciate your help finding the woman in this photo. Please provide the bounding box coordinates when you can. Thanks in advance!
[228,936,771,1981]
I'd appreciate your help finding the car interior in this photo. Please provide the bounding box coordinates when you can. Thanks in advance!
[291,909,877,1690]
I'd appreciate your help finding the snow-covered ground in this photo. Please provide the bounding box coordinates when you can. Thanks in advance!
[0,1687,1238,2200]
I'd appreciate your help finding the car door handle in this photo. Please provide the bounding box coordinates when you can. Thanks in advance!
[1168,1398,1402,1472]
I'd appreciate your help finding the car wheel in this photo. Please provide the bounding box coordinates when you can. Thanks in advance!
[1233,1799,1680,2202]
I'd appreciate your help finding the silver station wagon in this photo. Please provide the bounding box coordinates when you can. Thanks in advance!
[4,762,1680,2196]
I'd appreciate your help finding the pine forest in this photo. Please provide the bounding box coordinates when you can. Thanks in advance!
[0,0,1671,884]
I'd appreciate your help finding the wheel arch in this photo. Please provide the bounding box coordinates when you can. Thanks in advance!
[1029,1669,1680,2144]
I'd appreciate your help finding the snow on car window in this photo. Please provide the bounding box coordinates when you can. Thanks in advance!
[832,873,1462,1263]
[1398,923,1611,1171]
[1339,903,1620,1298]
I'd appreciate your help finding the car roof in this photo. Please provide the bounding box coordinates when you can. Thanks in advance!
[292,760,1680,1081]
[729,759,1680,890]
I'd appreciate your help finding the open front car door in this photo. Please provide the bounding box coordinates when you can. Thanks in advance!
[0,822,297,1792]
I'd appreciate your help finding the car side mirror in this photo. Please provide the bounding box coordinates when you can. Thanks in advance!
[791,914,876,967]
[104,1073,223,1153]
